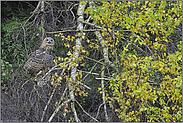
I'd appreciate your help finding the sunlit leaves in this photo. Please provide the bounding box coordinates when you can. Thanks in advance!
[108,45,182,121]
[52,1,182,122]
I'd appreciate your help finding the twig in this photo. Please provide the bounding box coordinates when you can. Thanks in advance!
[101,65,109,121]
[41,63,68,121]
[95,102,105,119]
[57,86,68,108]
[46,29,104,34]
[46,29,137,34]
[78,20,105,30]
[40,1,45,40]
[76,81,91,90]
[75,100,99,122]
[95,77,111,80]
[77,69,100,76]
[84,56,106,66]
[41,83,57,121]
[69,3,78,23]
[120,36,148,56]
[20,23,28,58]
[41,79,68,121]
[48,99,72,122]
[15,3,40,40]
[79,59,104,88]
[138,36,154,56]
[25,1,41,26]
[146,101,165,122]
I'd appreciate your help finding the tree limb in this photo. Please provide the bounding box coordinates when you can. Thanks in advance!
[75,100,99,122]
[48,99,72,122]
[46,29,104,34]
[41,67,67,121]
[68,1,88,122]
[101,65,109,121]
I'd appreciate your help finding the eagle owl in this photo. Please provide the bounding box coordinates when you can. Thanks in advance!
[24,37,54,76]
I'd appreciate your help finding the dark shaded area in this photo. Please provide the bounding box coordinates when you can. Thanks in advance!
[1,1,117,122]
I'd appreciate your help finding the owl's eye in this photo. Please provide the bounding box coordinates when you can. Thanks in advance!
[46,39,48,42]
[51,40,53,42]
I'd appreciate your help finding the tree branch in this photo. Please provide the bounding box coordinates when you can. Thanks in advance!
[20,23,28,59]
[75,100,99,122]
[68,1,88,122]
[40,1,45,40]
[101,65,109,121]
[95,102,104,119]
[78,20,105,30]
[48,99,72,122]
[41,67,67,121]
[46,29,104,34]
[75,81,91,90]
[89,1,110,121]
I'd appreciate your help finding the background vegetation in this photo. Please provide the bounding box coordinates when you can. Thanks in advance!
[1,1,182,122]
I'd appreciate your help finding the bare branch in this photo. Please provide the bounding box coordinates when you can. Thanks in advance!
[42,84,68,121]
[46,29,104,34]
[76,81,91,90]
[120,36,148,56]
[101,65,109,121]
[95,78,111,80]
[81,59,103,82]
[78,69,100,76]
[20,23,28,58]
[48,99,72,122]
[78,20,105,30]
[84,56,106,66]
[75,100,99,122]
[89,1,110,121]
[40,1,45,40]
[41,66,67,121]
[95,102,104,119]
[68,1,88,122]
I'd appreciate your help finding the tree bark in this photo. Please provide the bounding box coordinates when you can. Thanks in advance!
[69,1,87,122]
[40,1,45,41]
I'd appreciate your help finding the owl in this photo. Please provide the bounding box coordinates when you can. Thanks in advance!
[24,37,55,76]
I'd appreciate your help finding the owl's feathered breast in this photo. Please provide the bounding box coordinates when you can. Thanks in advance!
[24,47,53,76]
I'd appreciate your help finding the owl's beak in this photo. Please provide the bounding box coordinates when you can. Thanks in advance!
[48,41,51,44]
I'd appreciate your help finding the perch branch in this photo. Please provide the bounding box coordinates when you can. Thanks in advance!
[39,61,70,81]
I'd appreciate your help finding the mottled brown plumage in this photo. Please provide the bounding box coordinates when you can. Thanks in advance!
[24,37,54,76]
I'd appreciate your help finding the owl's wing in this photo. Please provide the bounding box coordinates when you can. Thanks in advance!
[24,49,53,76]
[35,52,53,67]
